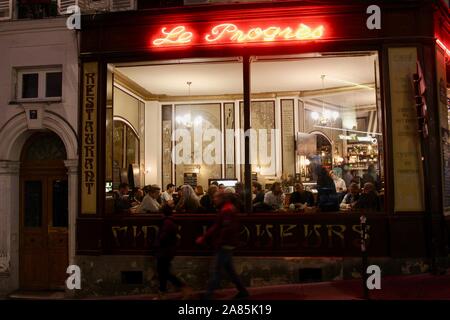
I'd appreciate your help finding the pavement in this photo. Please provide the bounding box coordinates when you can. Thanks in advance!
[7,270,450,300]
[85,270,450,300]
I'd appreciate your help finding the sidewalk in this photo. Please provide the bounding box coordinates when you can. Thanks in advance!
[90,270,450,300]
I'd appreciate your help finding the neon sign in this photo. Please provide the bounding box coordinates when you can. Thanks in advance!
[152,23,324,47]
[436,39,450,57]
[205,23,324,43]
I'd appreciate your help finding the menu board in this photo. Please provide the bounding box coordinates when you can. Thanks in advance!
[281,100,295,176]
[388,47,424,212]
[224,102,236,178]
[162,105,173,189]
[183,173,198,188]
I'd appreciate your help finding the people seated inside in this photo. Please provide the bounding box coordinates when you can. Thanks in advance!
[195,185,205,198]
[132,171,380,215]
[136,184,162,213]
[224,186,236,194]
[316,167,340,212]
[290,182,315,209]
[131,187,144,203]
[113,182,133,213]
[342,168,353,188]
[263,182,285,211]
[330,171,347,193]
[175,184,200,213]
[361,164,381,191]
[161,183,175,207]
[252,182,265,205]
[353,182,380,211]
[340,182,360,210]
[172,185,184,206]
[200,184,219,213]
[210,181,219,187]
[235,182,247,206]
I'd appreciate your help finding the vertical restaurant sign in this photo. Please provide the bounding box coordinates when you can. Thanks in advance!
[388,48,425,212]
[81,62,98,214]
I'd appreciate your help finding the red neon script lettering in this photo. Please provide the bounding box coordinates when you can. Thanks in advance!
[152,23,325,47]
[205,23,324,43]
[153,26,193,46]
[436,39,450,57]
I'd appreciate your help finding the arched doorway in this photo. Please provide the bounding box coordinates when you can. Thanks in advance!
[19,131,68,290]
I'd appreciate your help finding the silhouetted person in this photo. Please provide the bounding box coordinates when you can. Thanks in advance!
[154,205,191,299]
[114,183,132,212]
[196,191,249,300]
[200,185,219,213]
[316,167,339,212]
[361,164,380,191]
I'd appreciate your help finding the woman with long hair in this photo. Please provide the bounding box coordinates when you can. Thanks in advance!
[263,181,286,211]
[175,184,201,213]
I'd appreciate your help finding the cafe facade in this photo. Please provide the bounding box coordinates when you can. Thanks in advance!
[75,0,450,295]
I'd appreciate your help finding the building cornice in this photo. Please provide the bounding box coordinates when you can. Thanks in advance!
[0,17,70,35]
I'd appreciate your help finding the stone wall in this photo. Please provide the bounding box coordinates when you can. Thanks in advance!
[71,255,446,297]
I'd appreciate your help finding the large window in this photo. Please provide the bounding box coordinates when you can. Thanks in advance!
[105,52,385,214]
[250,52,384,212]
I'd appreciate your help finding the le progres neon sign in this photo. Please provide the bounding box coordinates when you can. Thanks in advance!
[152,23,325,47]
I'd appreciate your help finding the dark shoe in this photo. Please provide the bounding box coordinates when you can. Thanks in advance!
[200,292,214,300]
[153,291,168,300]
[233,290,249,300]
[181,286,193,300]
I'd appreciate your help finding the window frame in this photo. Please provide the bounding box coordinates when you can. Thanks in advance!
[15,66,63,102]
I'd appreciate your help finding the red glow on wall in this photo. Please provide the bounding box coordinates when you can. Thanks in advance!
[436,39,450,57]
[152,22,324,47]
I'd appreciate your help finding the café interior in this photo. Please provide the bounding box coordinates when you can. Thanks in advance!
[105,51,384,213]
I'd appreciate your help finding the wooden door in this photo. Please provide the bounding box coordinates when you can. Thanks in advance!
[20,133,68,291]
[20,175,69,290]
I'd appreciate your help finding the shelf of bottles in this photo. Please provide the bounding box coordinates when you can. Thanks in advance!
[345,143,379,170]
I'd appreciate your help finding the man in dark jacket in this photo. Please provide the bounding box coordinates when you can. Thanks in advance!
[155,205,191,299]
[196,192,249,299]
[290,182,315,207]
[353,182,380,212]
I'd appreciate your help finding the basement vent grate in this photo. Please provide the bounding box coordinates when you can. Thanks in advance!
[298,268,323,283]
[121,271,143,285]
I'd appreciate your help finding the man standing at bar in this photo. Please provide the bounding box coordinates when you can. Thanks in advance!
[196,192,249,300]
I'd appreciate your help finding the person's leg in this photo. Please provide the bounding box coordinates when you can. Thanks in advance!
[222,250,248,294]
[157,257,170,293]
[204,250,225,298]
[166,257,184,289]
